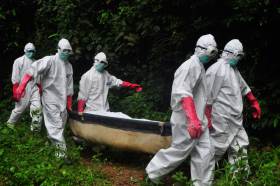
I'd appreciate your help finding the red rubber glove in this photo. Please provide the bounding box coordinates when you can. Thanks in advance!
[205,105,212,129]
[37,83,42,95]
[246,91,261,120]
[67,96,72,111]
[15,74,32,101]
[181,97,202,139]
[77,99,86,115]
[121,81,142,92]
[12,83,19,101]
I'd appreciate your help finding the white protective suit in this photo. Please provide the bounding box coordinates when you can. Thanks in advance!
[206,39,251,170]
[146,34,217,186]
[27,39,74,156]
[7,43,42,131]
[78,52,123,112]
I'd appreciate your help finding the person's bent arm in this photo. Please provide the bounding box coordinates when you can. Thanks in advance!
[16,56,52,101]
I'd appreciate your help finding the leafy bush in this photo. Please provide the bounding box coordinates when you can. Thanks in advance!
[2,0,280,129]
[108,91,171,121]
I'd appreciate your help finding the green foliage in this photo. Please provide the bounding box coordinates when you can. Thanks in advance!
[0,120,111,185]
[2,0,280,129]
[243,82,280,129]
[1,10,280,186]
[31,0,279,129]
[249,146,280,185]
[214,146,280,186]
[171,171,193,186]
[0,1,37,79]
[108,91,171,121]
[0,82,14,122]
[245,98,280,129]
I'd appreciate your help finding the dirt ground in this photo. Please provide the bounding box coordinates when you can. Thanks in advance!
[79,144,188,186]
[80,145,151,186]
[100,161,145,186]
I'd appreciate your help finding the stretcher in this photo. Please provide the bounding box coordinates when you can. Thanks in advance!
[68,111,172,154]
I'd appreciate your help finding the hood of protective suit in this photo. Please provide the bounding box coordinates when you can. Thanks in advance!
[24,43,36,52]
[93,52,108,73]
[58,38,72,51]
[194,34,217,64]
[224,39,243,53]
[94,52,108,64]
[221,39,244,66]
[57,38,73,61]
[221,39,243,58]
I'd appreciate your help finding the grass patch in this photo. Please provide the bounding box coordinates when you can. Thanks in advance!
[0,121,111,186]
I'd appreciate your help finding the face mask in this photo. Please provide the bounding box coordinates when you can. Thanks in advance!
[197,45,218,60]
[228,58,238,67]
[25,51,34,59]
[224,49,244,67]
[199,55,209,64]
[59,51,70,61]
[95,63,106,72]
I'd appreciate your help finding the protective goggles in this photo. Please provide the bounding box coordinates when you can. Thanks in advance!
[26,50,35,53]
[58,48,72,54]
[197,45,218,57]
[223,49,245,58]
[94,59,108,65]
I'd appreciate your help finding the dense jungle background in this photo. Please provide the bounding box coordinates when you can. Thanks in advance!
[0,0,280,185]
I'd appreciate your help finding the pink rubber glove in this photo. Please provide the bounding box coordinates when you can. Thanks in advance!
[15,74,32,101]
[121,81,142,92]
[205,105,212,129]
[77,99,86,115]
[67,96,73,111]
[181,97,202,139]
[12,83,19,101]
[246,91,261,120]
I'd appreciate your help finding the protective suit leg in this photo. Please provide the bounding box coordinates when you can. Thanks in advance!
[209,122,231,174]
[146,111,214,185]
[209,113,232,163]
[146,111,195,182]
[191,128,215,186]
[211,136,230,163]
[43,104,67,158]
[7,100,29,125]
[29,90,42,132]
[228,128,249,175]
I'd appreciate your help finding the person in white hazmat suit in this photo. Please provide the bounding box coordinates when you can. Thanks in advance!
[14,38,74,158]
[146,34,218,185]
[7,43,42,132]
[77,52,142,114]
[205,39,261,174]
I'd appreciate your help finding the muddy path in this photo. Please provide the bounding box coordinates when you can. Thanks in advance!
[79,145,181,186]
[80,145,151,186]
